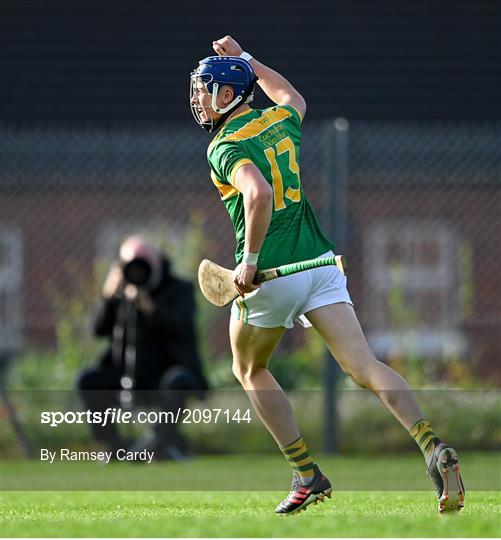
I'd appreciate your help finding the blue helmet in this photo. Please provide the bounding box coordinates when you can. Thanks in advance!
[190,56,258,132]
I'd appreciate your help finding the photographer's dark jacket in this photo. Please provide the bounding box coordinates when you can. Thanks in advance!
[94,259,208,392]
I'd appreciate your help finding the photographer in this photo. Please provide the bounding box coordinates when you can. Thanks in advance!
[77,235,209,459]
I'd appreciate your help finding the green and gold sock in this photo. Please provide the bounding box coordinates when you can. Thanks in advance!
[280,436,315,483]
[410,419,441,467]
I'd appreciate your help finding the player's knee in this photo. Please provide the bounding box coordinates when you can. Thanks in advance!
[347,357,386,391]
[231,359,243,383]
[349,370,371,389]
[339,358,375,389]
[231,357,263,385]
[231,358,251,384]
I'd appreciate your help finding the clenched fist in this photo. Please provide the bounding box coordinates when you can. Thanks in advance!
[212,36,244,57]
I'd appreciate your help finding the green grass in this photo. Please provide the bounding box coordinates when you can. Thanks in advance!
[2,490,499,537]
[1,454,500,537]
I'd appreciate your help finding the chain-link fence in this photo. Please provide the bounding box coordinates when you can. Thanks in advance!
[345,122,500,383]
[1,121,499,383]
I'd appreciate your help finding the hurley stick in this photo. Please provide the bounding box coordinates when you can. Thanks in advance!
[198,255,346,307]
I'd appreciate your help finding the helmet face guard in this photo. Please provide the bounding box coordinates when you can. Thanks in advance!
[190,56,257,133]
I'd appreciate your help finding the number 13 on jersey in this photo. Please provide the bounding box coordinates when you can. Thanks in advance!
[264,136,301,211]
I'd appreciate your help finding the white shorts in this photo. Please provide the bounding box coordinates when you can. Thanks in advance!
[231,251,353,329]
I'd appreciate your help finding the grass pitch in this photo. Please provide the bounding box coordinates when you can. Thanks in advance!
[1,453,500,537]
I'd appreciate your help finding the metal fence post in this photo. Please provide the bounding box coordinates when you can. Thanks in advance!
[323,118,349,454]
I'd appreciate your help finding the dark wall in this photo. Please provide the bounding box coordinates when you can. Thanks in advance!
[1,0,499,123]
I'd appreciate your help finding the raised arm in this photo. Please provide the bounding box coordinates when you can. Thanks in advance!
[212,36,307,119]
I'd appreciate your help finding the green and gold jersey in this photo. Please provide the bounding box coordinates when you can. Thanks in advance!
[207,104,334,269]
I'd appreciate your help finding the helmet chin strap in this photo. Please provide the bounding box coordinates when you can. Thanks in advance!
[200,78,257,133]
[211,83,244,114]
[208,82,250,132]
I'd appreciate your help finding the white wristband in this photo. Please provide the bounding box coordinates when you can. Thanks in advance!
[242,251,259,265]
[240,51,253,62]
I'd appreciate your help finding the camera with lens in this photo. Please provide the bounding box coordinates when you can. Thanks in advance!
[122,257,153,287]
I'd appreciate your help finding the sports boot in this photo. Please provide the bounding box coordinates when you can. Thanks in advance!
[427,443,465,513]
[275,464,332,515]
